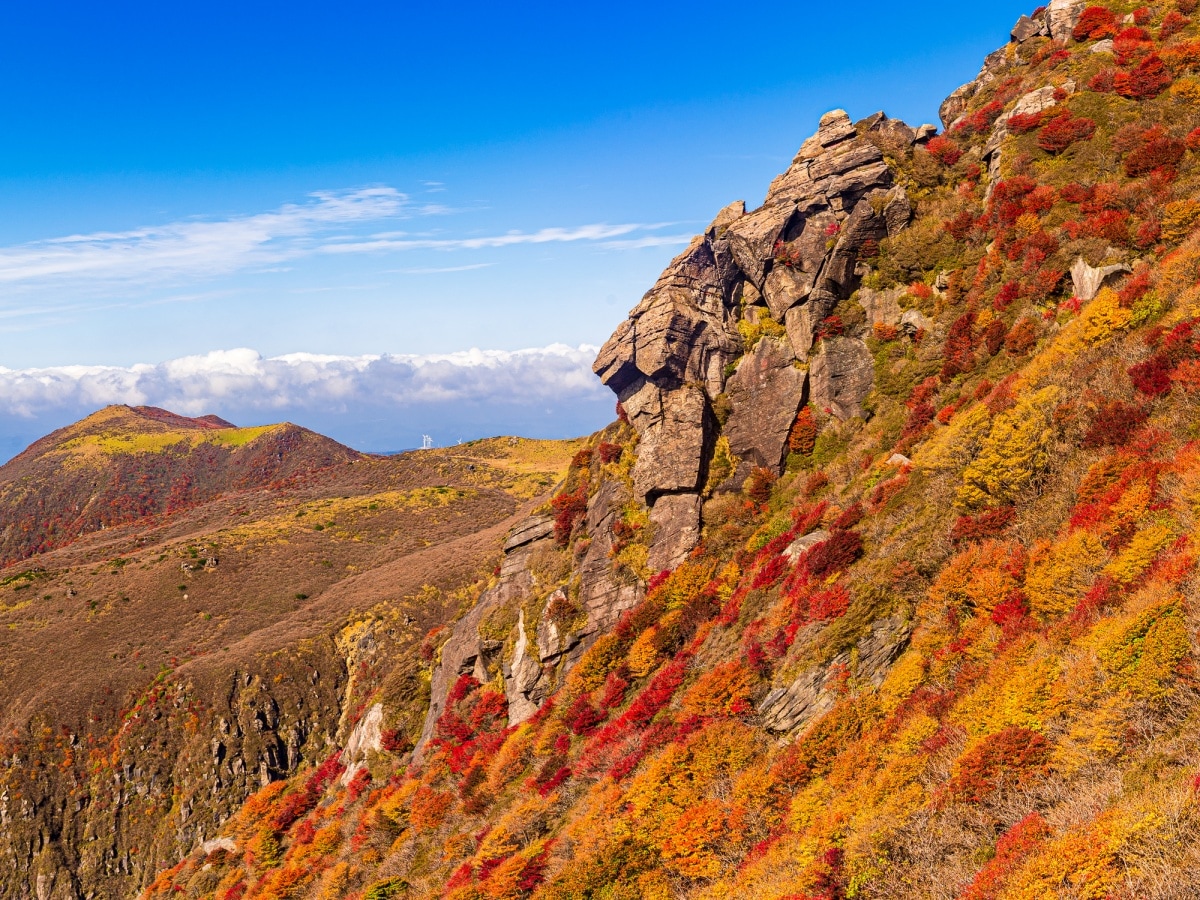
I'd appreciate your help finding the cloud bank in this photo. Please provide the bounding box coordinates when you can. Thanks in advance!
[0,345,614,457]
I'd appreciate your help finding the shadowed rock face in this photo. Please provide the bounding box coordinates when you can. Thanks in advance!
[594,109,921,565]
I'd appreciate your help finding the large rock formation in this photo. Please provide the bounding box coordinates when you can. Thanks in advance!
[594,109,923,565]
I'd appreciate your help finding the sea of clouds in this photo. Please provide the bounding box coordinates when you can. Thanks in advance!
[0,343,614,460]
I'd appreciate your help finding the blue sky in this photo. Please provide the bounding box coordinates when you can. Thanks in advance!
[0,0,1033,457]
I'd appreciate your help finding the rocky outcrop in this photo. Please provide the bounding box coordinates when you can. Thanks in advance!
[594,108,921,561]
[1070,257,1133,301]
[759,615,910,732]
[724,337,808,482]
[810,337,875,421]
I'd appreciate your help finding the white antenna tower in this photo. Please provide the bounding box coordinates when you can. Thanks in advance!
[421,435,434,450]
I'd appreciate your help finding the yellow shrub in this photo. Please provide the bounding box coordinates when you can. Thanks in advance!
[1103,523,1175,584]
[1025,530,1105,621]
[958,387,1059,508]
[1162,200,1200,244]
[1095,600,1189,700]
[1080,288,1133,345]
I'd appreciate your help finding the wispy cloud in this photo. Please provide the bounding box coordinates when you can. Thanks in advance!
[601,233,696,250]
[0,344,606,419]
[0,188,406,288]
[0,189,682,297]
[321,223,671,254]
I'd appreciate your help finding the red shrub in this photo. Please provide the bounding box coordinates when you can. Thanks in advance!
[803,531,864,580]
[831,502,864,531]
[1004,319,1039,355]
[1188,127,1200,152]
[960,813,1052,900]
[551,486,588,546]
[1129,355,1174,395]
[944,726,1051,803]
[1083,401,1149,448]
[1037,114,1096,154]
[927,135,963,166]
[1162,10,1192,38]
[1085,209,1132,244]
[597,442,623,464]
[1060,182,1095,204]
[950,507,1016,544]
[955,101,1006,136]
[1088,67,1117,92]
[789,406,819,455]
[1074,6,1119,41]
[1124,128,1187,177]
[1133,6,1153,26]
[1114,26,1155,64]
[941,312,977,379]
[983,319,1008,356]
[563,695,604,736]
[1115,54,1174,99]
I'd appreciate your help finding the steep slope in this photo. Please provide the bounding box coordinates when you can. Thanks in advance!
[0,424,581,900]
[67,0,1200,896]
[0,405,363,565]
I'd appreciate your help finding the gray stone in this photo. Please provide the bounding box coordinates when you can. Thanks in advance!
[505,610,543,726]
[762,261,817,320]
[648,493,702,573]
[809,337,875,421]
[725,203,797,289]
[503,516,554,553]
[1070,257,1132,302]
[1092,39,1115,54]
[941,82,978,131]
[630,384,711,500]
[900,309,933,336]
[1012,14,1049,42]
[784,529,831,563]
[856,285,904,328]
[1047,0,1086,42]
[724,337,808,479]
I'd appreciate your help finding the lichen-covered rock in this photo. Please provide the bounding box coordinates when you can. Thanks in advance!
[809,337,875,420]
[648,493,702,572]
[1047,0,1086,42]
[630,384,712,500]
[724,337,808,480]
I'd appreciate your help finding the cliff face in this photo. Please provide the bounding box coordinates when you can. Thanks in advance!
[23,0,1200,896]
[593,108,923,573]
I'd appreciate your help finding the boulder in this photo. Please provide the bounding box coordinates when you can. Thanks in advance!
[340,703,383,785]
[1070,257,1132,301]
[856,285,905,327]
[723,337,808,479]
[901,309,933,336]
[940,82,978,131]
[725,203,797,289]
[809,337,875,421]
[784,529,831,563]
[504,611,543,725]
[1012,14,1049,42]
[1092,39,1115,54]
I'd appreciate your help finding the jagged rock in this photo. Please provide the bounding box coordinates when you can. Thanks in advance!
[883,186,913,237]
[941,83,978,131]
[766,111,892,210]
[1070,257,1132,301]
[725,203,797,289]
[1092,39,1115,54]
[856,285,904,327]
[630,384,712,501]
[341,703,383,785]
[760,615,910,732]
[503,516,554,553]
[201,837,237,855]
[577,480,644,634]
[536,589,581,664]
[914,123,938,143]
[708,199,746,234]
[900,309,933,336]
[724,337,808,480]
[763,262,818,320]
[1047,0,1086,42]
[1012,14,1049,42]
[809,337,875,421]
[505,611,542,726]
[648,493,702,572]
[784,529,831,563]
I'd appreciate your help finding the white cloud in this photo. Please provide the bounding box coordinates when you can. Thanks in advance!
[0,188,407,288]
[0,344,607,419]
[321,223,668,254]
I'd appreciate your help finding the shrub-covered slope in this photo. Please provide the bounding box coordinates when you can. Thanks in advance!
[102,1,1200,896]
[0,405,363,565]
